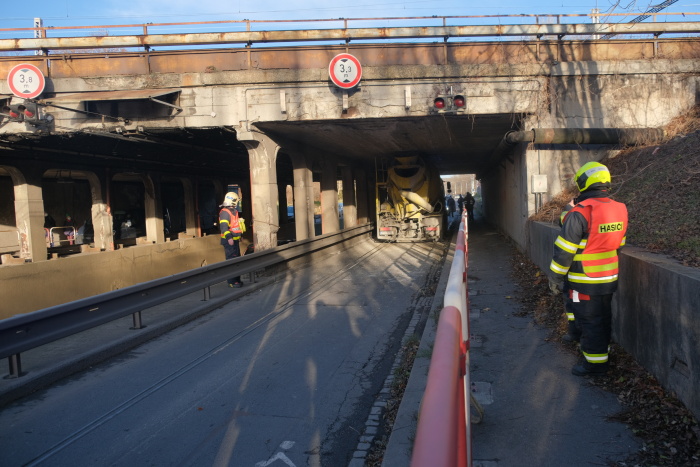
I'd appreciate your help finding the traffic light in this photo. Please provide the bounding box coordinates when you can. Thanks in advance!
[18,102,38,120]
[432,93,466,114]
[1,104,22,119]
[1,101,43,124]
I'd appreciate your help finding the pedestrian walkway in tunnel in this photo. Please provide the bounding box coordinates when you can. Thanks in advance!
[382,219,641,467]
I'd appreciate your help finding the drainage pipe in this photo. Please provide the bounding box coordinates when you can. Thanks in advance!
[505,127,665,146]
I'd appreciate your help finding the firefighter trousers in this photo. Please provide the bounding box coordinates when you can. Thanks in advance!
[562,292,581,340]
[222,240,242,285]
[570,292,613,369]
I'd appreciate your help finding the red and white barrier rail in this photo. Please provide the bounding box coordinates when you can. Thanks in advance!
[412,214,471,466]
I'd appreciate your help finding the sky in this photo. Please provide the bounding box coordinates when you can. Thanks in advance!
[1,0,700,32]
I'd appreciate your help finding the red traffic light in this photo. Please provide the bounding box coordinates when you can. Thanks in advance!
[2,106,20,119]
[18,105,35,118]
[453,95,466,108]
[434,97,446,109]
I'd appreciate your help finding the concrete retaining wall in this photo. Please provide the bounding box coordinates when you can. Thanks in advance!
[527,221,700,421]
[0,235,225,318]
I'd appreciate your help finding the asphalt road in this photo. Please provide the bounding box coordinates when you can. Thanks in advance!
[0,238,445,467]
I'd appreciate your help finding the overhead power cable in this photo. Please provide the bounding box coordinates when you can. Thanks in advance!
[600,0,680,39]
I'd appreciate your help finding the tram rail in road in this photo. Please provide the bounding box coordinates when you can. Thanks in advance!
[0,224,373,380]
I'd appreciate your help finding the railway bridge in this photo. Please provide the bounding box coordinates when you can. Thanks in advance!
[1,15,699,313]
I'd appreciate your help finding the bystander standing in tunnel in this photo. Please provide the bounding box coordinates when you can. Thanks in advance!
[549,162,628,376]
[446,195,456,220]
[464,192,475,222]
[219,191,246,288]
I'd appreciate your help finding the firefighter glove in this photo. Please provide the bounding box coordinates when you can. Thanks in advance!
[548,277,564,294]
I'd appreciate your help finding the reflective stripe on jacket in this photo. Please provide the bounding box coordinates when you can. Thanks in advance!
[550,196,628,295]
[219,207,242,240]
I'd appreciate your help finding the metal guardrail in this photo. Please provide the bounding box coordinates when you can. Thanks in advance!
[47,225,76,247]
[0,14,699,53]
[0,224,372,378]
[3,12,699,36]
[412,214,471,466]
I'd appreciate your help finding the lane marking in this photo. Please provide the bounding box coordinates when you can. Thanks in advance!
[255,441,296,467]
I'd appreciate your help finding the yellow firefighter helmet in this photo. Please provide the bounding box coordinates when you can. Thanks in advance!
[222,191,240,207]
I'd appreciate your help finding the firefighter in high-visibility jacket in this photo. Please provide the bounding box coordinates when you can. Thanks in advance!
[549,162,628,376]
[219,191,246,288]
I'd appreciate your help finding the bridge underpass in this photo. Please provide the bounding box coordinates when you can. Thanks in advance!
[2,19,697,279]
[0,16,698,311]
[0,15,699,466]
[0,109,521,315]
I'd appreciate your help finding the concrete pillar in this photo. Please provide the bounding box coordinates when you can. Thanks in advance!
[181,177,197,237]
[354,167,370,225]
[238,130,280,251]
[320,158,339,234]
[341,166,357,228]
[7,165,45,262]
[290,153,314,240]
[85,171,114,251]
[277,181,287,222]
[143,175,164,244]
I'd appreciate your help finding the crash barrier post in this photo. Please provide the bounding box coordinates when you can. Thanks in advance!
[412,215,471,466]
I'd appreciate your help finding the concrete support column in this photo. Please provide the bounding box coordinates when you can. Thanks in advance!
[143,175,164,244]
[354,167,370,225]
[290,154,314,240]
[320,158,339,234]
[341,166,357,228]
[238,130,280,251]
[8,165,45,262]
[181,177,197,237]
[277,181,287,222]
[86,171,114,251]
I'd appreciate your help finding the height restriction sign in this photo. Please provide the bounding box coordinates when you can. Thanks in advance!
[7,64,45,99]
[329,53,362,89]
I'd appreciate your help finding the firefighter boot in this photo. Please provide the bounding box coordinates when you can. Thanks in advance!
[571,362,608,376]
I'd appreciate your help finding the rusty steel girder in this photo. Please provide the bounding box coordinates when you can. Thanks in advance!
[1,22,699,53]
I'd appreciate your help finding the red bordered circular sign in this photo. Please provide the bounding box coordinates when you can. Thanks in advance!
[7,64,45,99]
[329,53,362,89]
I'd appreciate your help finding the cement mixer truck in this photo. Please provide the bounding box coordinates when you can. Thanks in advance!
[375,155,445,242]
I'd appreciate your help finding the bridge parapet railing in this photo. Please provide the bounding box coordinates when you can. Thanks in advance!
[1,13,699,53]
[413,215,471,466]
